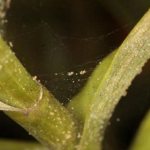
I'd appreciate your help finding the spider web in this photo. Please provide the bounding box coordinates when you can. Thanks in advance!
[2,1,135,104]
[28,21,133,104]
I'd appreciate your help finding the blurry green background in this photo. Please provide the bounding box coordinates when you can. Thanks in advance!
[0,0,150,150]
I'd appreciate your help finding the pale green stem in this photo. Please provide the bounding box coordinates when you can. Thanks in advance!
[0,37,78,150]
[69,9,150,150]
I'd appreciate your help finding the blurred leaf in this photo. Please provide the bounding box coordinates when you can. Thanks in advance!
[130,110,150,150]
[0,139,48,150]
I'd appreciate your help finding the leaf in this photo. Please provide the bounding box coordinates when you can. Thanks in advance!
[129,110,150,150]
[0,139,48,150]
[68,9,150,150]
[68,50,117,123]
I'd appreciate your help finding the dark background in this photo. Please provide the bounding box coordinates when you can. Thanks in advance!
[0,0,150,150]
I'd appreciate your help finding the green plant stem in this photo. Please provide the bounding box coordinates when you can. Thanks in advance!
[0,37,78,150]
[129,110,150,150]
[69,9,150,150]
[68,50,117,123]
[0,139,47,150]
